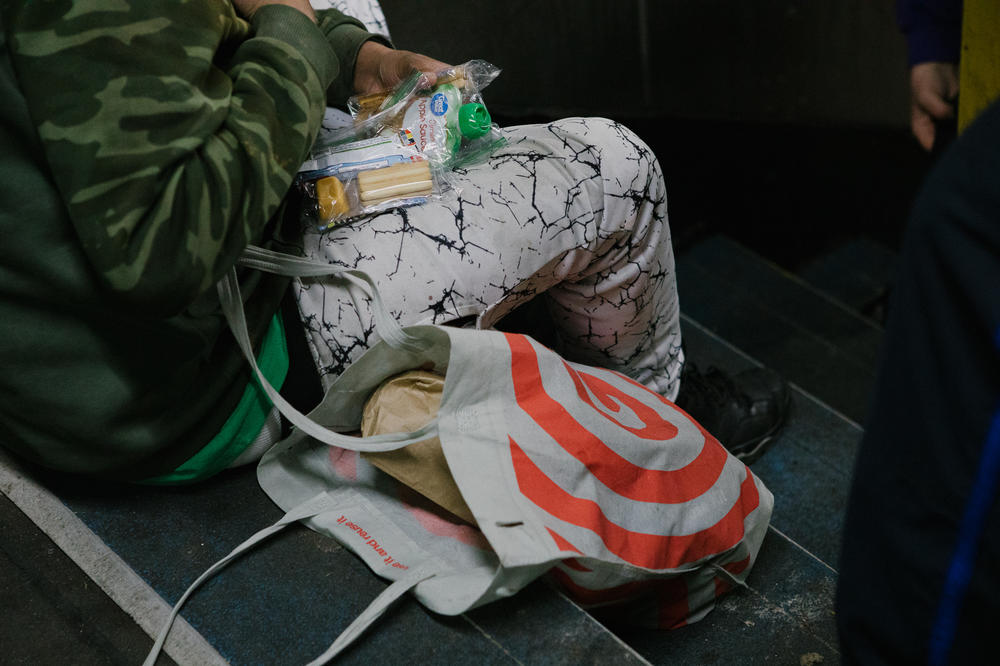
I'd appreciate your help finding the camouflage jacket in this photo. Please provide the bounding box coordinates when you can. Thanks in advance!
[0,1,377,478]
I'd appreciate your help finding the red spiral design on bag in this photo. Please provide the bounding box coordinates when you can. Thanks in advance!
[564,360,678,440]
[504,333,728,504]
[509,436,759,569]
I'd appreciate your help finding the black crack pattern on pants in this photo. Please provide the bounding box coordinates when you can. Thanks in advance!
[294,118,684,398]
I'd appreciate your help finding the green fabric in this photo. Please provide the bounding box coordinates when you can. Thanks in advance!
[141,314,289,485]
[0,1,375,479]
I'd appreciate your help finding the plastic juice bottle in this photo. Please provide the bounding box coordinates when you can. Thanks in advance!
[401,83,491,163]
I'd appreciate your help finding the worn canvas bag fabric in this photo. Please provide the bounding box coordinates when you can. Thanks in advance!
[146,246,774,664]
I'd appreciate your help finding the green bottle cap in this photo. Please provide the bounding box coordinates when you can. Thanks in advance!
[457,102,491,139]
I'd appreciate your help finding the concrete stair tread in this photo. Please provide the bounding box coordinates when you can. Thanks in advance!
[39,462,646,665]
[796,236,897,320]
[620,532,838,665]
[676,234,884,423]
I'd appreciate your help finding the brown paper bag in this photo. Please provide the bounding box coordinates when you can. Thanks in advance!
[360,370,476,524]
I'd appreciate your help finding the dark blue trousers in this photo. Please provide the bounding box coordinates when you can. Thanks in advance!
[836,99,1000,664]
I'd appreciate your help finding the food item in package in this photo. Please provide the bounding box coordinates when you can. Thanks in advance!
[297,60,504,230]
[296,129,438,230]
[400,83,493,162]
[347,60,505,169]
[315,176,348,220]
[357,161,433,204]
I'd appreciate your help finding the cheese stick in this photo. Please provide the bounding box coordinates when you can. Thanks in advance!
[357,161,431,190]
[358,179,433,203]
[357,159,433,204]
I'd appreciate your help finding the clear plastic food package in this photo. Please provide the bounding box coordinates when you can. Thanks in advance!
[296,127,440,230]
[297,60,505,230]
[348,59,506,170]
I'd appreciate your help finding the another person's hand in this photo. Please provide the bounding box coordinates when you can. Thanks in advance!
[353,41,451,96]
[909,61,959,151]
[232,0,317,23]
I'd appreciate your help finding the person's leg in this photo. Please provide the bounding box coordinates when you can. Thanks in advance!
[293,117,684,397]
[836,99,1000,664]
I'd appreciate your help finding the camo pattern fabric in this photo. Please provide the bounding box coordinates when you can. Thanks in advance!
[293,117,685,398]
[3,0,368,314]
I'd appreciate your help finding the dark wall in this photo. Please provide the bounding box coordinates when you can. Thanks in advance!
[379,0,911,129]
[375,1,930,263]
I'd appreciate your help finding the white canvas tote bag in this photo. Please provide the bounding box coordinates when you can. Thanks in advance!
[145,246,773,664]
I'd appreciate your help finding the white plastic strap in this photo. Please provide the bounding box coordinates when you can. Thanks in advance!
[237,245,421,353]
[304,561,440,665]
[143,493,342,666]
[218,268,437,453]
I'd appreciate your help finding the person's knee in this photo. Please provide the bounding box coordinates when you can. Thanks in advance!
[575,117,658,164]
[567,117,665,198]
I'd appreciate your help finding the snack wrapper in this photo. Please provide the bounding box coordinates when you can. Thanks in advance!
[297,60,504,230]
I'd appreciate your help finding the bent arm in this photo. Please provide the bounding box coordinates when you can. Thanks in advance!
[5,1,371,315]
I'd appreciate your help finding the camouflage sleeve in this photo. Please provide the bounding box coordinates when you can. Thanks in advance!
[5,1,365,315]
[316,8,390,107]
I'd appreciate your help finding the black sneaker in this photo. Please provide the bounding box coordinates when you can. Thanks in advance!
[674,363,791,464]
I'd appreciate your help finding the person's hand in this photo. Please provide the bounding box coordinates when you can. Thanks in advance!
[909,61,959,151]
[231,0,317,23]
[353,40,451,96]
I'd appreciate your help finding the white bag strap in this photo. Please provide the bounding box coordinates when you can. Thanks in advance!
[143,493,337,666]
[217,245,442,452]
[236,245,421,353]
[185,249,446,663]
[304,561,439,665]
[218,268,438,452]
[143,492,441,666]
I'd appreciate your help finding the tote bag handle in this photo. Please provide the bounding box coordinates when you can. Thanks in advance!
[217,245,439,453]
[236,245,421,353]
[142,492,441,666]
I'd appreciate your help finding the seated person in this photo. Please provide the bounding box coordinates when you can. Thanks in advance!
[0,0,787,483]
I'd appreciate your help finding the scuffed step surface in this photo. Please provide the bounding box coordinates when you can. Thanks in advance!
[680,316,859,566]
[619,533,838,665]
[0,492,174,665]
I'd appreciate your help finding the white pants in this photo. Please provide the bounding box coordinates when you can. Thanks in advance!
[291,117,684,399]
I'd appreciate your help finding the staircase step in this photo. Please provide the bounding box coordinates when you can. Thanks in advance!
[676,234,884,423]
[620,530,839,665]
[796,236,897,322]
[0,492,169,665]
[9,455,645,665]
